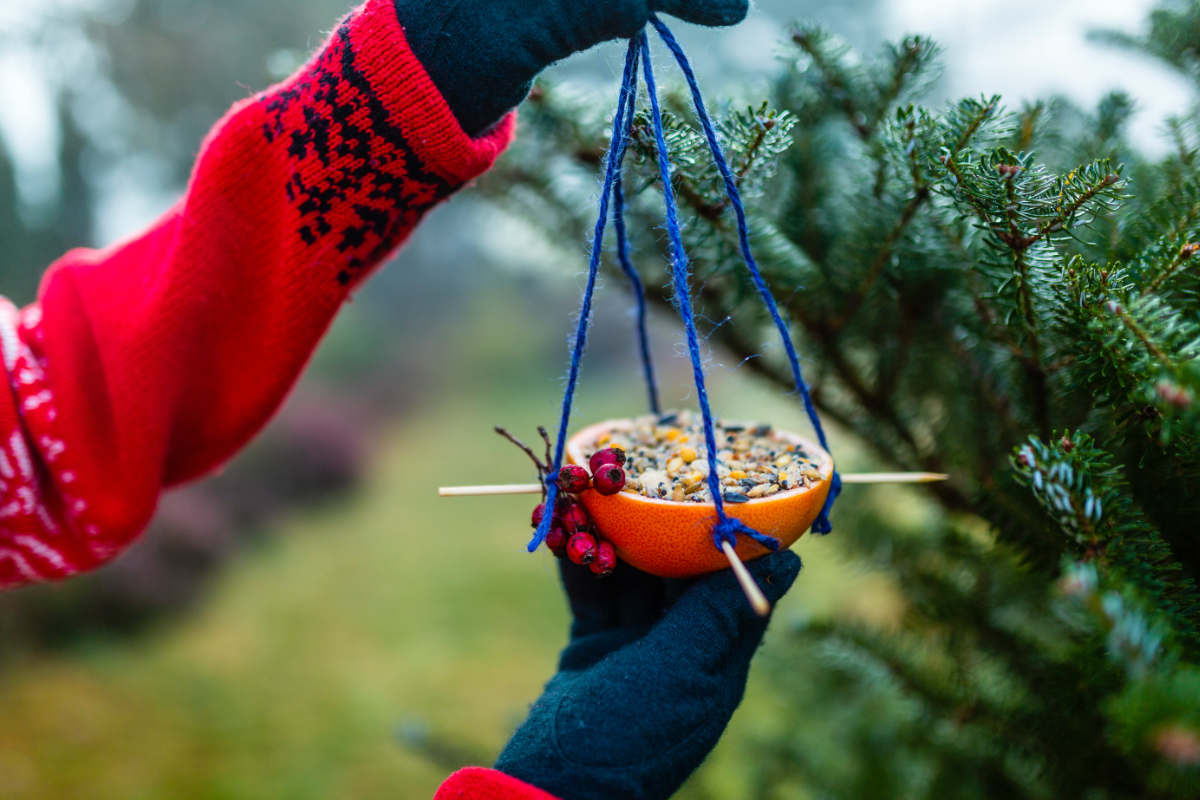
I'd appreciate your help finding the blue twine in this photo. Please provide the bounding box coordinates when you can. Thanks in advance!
[530,20,840,555]
[609,48,662,417]
[639,32,780,554]
[650,16,841,534]
[528,39,642,552]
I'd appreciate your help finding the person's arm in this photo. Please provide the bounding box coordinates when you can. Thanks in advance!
[490,553,801,800]
[434,768,562,800]
[0,0,513,588]
[0,0,749,591]
[431,553,799,800]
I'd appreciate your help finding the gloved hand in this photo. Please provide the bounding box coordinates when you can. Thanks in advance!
[494,550,801,800]
[393,0,750,136]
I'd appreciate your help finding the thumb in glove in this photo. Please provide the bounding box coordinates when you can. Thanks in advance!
[394,0,750,136]
[494,550,801,800]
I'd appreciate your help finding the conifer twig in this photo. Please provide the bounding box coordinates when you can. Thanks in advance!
[1145,243,1200,293]
[829,187,930,333]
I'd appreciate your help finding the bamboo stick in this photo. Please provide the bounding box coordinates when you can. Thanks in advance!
[721,541,771,617]
[438,484,545,497]
[839,472,949,484]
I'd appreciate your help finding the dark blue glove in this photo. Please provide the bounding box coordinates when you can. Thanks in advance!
[393,0,750,136]
[494,550,801,800]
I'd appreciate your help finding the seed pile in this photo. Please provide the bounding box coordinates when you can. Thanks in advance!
[584,410,824,504]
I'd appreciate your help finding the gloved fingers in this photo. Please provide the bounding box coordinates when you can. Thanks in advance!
[497,551,799,798]
[652,0,750,28]
[514,552,799,796]
[660,575,694,611]
[569,0,749,47]
[647,549,802,672]
[560,557,668,639]
[558,624,653,671]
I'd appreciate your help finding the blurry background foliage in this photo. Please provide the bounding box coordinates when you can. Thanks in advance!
[486,0,1200,796]
[1,0,1199,799]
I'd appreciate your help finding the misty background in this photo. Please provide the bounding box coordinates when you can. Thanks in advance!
[0,1,1186,798]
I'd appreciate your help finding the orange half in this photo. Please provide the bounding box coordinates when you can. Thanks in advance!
[566,419,834,578]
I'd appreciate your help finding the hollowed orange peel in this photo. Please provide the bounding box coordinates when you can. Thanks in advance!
[566,419,834,579]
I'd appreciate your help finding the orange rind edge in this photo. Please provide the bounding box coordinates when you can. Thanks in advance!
[566,419,834,578]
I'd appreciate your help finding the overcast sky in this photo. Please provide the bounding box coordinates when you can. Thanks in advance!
[0,0,1191,245]
[558,0,1188,153]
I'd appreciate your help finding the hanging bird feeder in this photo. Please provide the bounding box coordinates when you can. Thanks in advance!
[441,19,947,615]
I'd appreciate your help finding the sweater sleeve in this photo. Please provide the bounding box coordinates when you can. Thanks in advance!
[0,0,514,589]
[435,768,561,800]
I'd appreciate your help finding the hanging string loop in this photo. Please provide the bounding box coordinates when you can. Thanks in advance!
[609,44,662,417]
[529,20,839,556]
[637,31,782,554]
[528,39,642,552]
[648,15,842,533]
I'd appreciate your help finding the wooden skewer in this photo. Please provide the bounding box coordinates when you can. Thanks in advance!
[437,474,947,615]
[721,541,771,617]
[439,484,546,496]
[839,472,949,484]
[437,472,948,497]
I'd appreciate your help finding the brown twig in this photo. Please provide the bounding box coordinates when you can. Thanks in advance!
[994,173,1120,252]
[495,426,550,498]
[736,121,770,185]
[538,426,554,473]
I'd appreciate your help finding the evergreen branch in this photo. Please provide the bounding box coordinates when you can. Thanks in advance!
[1013,432,1200,654]
[829,186,931,333]
[972,290,1033,363]
[875,298,916,398]
[737,125,767,184]
[791,26,873,139]
[1058,560,1171,676]
[937,154,995,225]
[868,36,939,130]
[1130,176,1200,255]
[1001,169,1048,380]
[1108,300,1173,367]
[1145,242,1200,293]
[1023,171,1121,249]
[951,96,1002,155]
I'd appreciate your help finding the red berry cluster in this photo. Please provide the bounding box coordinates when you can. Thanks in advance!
[527,447,628,577]
[496,426,625,578]
[554,447,628,496]
[533,494,616,575]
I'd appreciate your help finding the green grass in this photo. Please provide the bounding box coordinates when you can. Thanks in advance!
[0,281,910,799]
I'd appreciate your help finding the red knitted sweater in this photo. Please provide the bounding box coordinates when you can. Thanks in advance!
[0,1,549,797]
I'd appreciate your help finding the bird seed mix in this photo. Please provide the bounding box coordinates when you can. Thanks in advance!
[584,410,824,504]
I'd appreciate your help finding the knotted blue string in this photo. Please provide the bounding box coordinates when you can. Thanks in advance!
[638,32,781,554]
[609,50,662,417]
[529,39,642,552]
[650,16,841,534]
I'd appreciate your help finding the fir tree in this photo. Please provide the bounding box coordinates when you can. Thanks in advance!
[483,2,1200,796]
